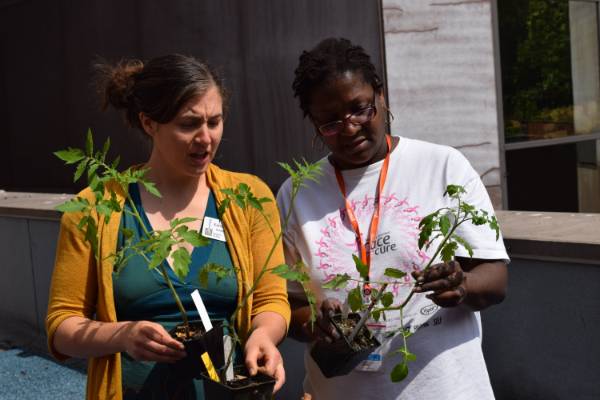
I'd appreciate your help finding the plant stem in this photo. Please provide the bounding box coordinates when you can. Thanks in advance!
[373,217,467,314]
[348,283,388,343]
[125,195,190,334]
[222,181,304,377]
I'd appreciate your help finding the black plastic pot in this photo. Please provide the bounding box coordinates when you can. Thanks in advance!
[201,365,275,400]
[310,313,380,378]
[169,320,225,379]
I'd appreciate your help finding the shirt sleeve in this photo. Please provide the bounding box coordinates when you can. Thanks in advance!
[448,151,510,262]
[46,208,98,361]
[247,177,291,327]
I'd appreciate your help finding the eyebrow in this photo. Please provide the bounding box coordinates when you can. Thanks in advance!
[179,112,223,119]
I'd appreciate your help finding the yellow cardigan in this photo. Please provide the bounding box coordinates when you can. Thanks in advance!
[46,164,290,400]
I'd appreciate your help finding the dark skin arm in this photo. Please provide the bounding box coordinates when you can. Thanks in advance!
[289,296,341,343]
[412,257,508,311]
[290,257,507,342]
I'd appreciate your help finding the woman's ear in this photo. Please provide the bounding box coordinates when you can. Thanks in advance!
[377,91,387,109]
[138,112,157,138]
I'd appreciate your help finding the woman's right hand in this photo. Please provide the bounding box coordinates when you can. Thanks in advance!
[300,298,342,343]
[119,321,187,363]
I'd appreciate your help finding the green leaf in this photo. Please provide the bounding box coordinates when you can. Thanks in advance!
[444,184,465,198]
[405,351,417,362]
[439,214,450,236]
[202,263,234,285]
[238,183,250,195]
[234,194,245,209]
[142,180,162,198]
[453,234,473,258]
[271,263,308,282]
[55,197,90,213]
[390,362,409,382]
[271,264,291,275]
[220,188,235,197]
[441,241,459,263]
[181,230,209,247]
[489,217,500,241]
[418,226,433,250]
[381,292,394,307]
[171,247,191,281]
[77,215,90,230]
[73,159,88,182]
[418,212,435,229]
[111,155,121,169]
[247,196,263,211]
[84,218,99,258]
[102,137,111,160]
[369,288,379,301]
[95,201,113,219]
[86,128,94,156]
[384,268,407,279]
[322,273,351,290]
[199,268,209,288]
[170,217,197,229]
[217,198,230,217]
[277,270,306,281]
[372,309,381,321]
[348,287,363,312]
[54,148,85,165]
[122,227,134,239]
[87,161,100,182]
[352,254,369,279]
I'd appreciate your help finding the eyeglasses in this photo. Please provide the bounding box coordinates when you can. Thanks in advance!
[313,97,378,137]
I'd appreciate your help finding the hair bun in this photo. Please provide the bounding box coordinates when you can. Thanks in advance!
[96,59,144,110]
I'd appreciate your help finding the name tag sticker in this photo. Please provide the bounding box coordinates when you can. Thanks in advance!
[202,216,226,242]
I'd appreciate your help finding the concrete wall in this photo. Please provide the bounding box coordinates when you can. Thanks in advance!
[482,257,600,400]
[0,216,59,352]
[382,0,503,208]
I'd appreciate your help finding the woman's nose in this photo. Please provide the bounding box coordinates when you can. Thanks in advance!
[339,120,362,137]
[193,124,211,143]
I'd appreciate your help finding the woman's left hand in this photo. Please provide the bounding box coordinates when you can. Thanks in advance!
[412,260,467,307]
[244,327,285,393]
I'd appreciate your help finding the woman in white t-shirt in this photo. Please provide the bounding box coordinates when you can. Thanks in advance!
[276,38,509,400]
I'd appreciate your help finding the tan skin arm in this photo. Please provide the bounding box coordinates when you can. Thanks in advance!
[245,311,288,392]
[53,316,186,363]
[290,258,507,342]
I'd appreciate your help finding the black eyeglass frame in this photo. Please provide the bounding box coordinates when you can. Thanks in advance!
[311,95,378,137]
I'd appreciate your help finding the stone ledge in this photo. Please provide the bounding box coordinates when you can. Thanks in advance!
[0,191,72,220]
[496,210,600,246]
[1,192,599,263]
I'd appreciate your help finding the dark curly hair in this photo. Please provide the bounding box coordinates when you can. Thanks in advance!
[94,54,228,131]
[292,38,383,117]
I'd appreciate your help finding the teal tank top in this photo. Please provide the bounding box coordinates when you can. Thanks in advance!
[113,183,238,399]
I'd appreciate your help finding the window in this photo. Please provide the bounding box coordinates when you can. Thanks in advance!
[498,0,600,212]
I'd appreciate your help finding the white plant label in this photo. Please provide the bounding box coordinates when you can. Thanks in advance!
[191,289,213,332]
[201,217,226,242]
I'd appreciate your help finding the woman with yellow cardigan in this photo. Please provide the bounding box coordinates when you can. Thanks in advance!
[46,55,289,399]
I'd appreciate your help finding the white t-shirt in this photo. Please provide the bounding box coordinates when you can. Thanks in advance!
[276,137,508,400]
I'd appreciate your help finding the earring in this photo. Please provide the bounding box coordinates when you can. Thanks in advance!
[382,104,395,124]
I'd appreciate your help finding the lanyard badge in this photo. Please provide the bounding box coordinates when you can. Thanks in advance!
[334,135,392,296]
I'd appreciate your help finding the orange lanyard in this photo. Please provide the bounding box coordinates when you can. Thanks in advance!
[334,135,392,295]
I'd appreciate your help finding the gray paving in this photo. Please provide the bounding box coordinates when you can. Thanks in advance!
[0,349,85,399]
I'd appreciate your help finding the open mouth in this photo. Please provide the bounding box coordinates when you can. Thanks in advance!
[188,151,210,165]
